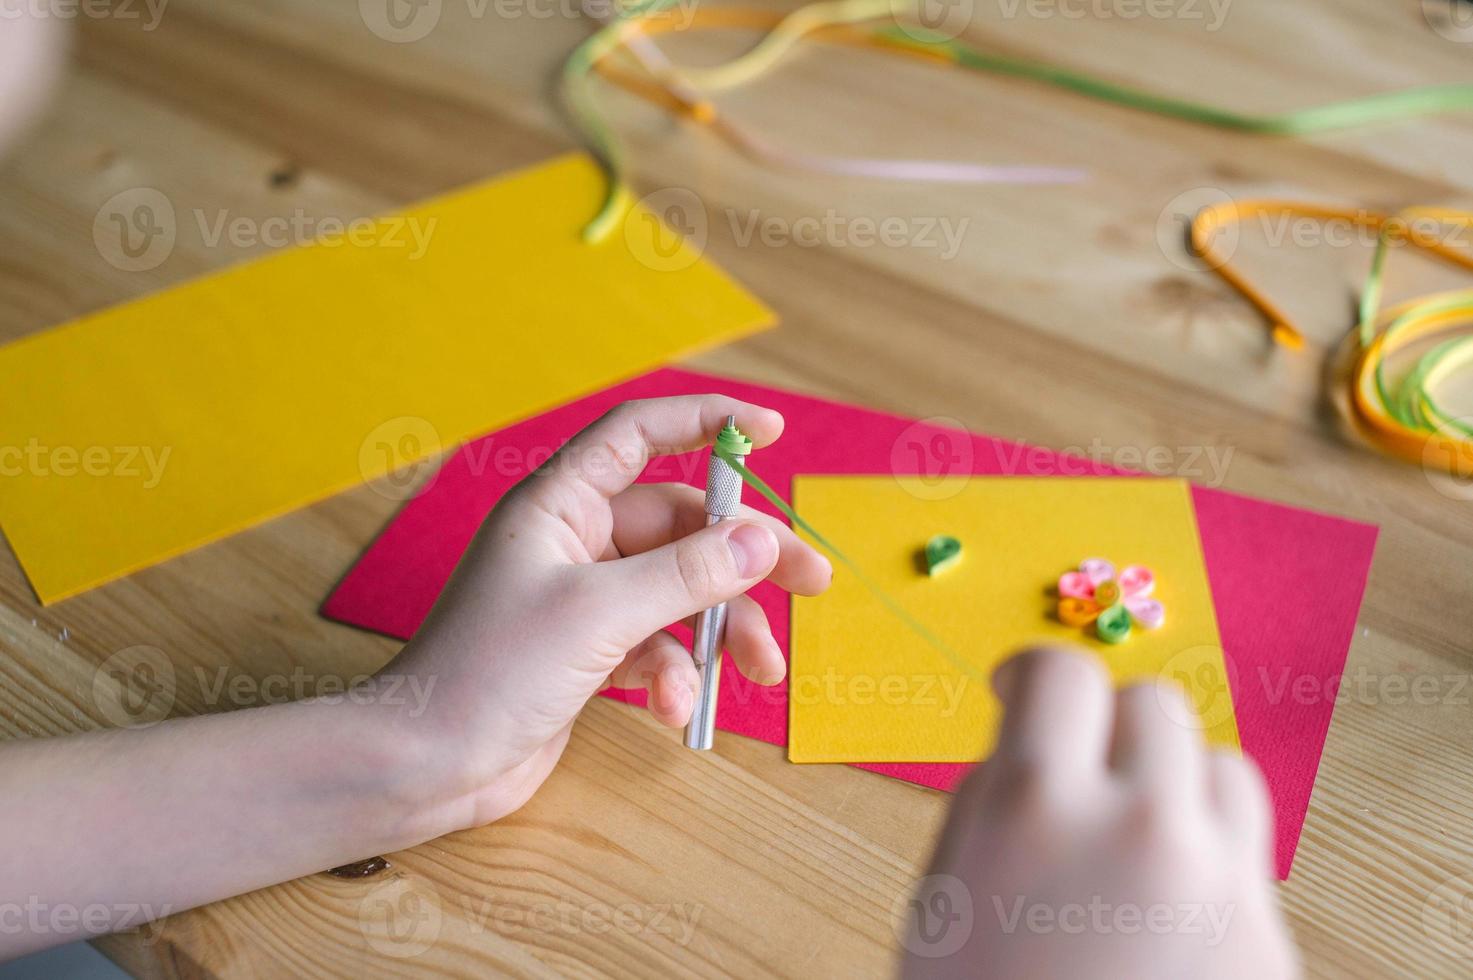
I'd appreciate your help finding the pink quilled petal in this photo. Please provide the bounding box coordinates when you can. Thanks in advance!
[1125,596,1165,629]
[1080,558,1116,586]
[1059,571,1095,599]
[1118,565,1154,598]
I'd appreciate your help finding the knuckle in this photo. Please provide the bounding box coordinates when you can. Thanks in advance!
[603,404,650,474]
[515,469,586,521]
[599,435,642,482]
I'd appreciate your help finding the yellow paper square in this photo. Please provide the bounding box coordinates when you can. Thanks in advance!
[0,153,773,603]
[788,477,1239,763]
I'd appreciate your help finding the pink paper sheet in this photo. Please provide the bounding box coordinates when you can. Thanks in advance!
[322,369,1377,879]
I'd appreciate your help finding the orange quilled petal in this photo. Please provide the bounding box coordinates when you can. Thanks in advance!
[1058,596,1101,627]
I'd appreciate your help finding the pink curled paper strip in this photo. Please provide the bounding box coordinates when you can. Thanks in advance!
[1058,570,1095,599]
[1118,564,1154,596]
[1123,595,1165,629]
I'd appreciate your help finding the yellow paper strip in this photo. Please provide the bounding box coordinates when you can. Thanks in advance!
[788,477,1239,764]
[0,153,773,603]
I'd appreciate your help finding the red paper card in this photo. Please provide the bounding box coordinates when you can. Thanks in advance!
[322,369,1377,879]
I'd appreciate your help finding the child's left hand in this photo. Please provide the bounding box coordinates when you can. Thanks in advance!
[0,396,831,959]
[381,395,833,835]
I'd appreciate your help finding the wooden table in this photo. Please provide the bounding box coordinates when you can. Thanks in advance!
[2,0,1471,975]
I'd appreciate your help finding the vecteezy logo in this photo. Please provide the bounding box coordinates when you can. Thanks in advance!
[1156,645,1237,733]
[1422,416,1473,502]
[1423,0,1473,43]
[1423,873,1473,958]
[93,645,176,728]
[1155,186,1239,273]
[359,878,443,958]
[359,0,443,42]
[892,0,972,41]
[890,417,974,500]
[93,188,176,273]
[625,187,707,272]
[893,874,973,959]
[359,416,443,500]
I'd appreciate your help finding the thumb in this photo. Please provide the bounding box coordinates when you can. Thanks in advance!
[590,520,779,649]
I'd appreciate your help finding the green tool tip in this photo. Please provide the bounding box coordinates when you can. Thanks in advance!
[715,418,753,456]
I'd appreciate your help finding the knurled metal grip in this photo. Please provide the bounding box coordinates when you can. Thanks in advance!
[687,418,751,752]
[704,452,744,517]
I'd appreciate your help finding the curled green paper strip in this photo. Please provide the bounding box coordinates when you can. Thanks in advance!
[1095,603,1133,645]
[884,27,1473,136]
[1358,221,1473,440]
[716,421,754,456]
[560,0,681,242]
[713,445,990,686]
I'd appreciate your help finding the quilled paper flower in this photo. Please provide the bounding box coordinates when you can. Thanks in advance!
[1057,558,1164,644]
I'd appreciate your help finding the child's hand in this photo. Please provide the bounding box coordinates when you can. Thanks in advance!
[381,395,832,834]
[0,396,829,955]
[903,647,1299,980]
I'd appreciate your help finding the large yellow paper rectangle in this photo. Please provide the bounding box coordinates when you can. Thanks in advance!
[0,154,774,603]
[789,477,1239,763]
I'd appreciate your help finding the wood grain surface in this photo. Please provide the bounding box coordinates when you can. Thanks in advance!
[1,0,1472,976]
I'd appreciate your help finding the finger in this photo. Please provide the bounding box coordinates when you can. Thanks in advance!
[723,594,786,685]
[586,519,779,649]
[535,396,784,500]
[928,762,987,871]
[606,630,700,728]
[1206,749,1274,865]
[990,646,1113,777]
[1107,681,1207,798]
[610,483,831,596]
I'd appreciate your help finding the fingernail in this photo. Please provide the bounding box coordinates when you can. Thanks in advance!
[727,523,777,578]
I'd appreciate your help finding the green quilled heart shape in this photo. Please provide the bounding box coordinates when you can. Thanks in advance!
[924,535,963,577]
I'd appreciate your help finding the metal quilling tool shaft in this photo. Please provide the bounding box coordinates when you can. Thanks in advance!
[685,415,748,751]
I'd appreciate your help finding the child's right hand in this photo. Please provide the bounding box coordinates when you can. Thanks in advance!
[902,646,1300,979]
[373,395,832,838]
[0,396,831,958]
